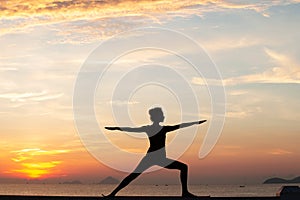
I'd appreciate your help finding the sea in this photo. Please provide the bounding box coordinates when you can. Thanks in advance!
[0,183,299,197]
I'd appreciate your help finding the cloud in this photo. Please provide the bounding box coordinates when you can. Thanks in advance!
[29,93,64,101]
[217,88,263,119]
[225,49,300,85]
[203,36,264,52]
[192,48,300,86]
[8,148,70,178]
[10,148,70,163]
[225,102,262,119]
[1,0,299,37]
[191,77,224,86]
[106,100,140,106]
[21,161,61,169]
[0,0,189,36]
[9,161,63,178]
[0,67,18,71]
[46,17,147,44]
[268,148,293,155]
[214,145,243,156]
[0,90,64,102]
[228,90,248,96]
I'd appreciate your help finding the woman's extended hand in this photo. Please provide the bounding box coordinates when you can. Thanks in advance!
[105,127,120,130]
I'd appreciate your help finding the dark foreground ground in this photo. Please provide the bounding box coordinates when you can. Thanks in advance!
[0,195,281,200]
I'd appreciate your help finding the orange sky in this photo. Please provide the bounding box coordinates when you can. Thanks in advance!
[0,0,300,184]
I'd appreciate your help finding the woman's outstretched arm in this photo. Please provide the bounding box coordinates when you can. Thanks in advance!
[166,120,207,132]
[105,126,147,133]
[179,120,207,128]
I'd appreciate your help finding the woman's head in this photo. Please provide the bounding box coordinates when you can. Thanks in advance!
[148,107,165,123]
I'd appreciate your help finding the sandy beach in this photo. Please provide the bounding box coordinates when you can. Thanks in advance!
[0,195,280,200]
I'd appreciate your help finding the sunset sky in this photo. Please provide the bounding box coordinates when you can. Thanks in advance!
[1,0,300,185]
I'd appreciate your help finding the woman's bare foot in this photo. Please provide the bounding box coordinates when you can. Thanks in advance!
[182,191,197,197]
[101,193,115,198]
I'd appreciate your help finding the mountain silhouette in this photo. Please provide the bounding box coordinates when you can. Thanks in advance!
[100,176,119,184]
[291,176,300,183]
[63,180,82,184]
[263,176,300,184]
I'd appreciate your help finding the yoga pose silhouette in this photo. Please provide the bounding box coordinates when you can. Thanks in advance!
[104,107,206,197]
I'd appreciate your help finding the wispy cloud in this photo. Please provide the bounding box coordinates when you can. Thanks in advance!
[106,100,140,106]
[11,148,70,161]
[213,145,243,156]
[224,48,300,85]
[0,91,64,102]
[268,148,293,155]
[203,36,263,52]
[192,48,300,86]
[225,101,262,119]
[0,67,18,71]
[221,89,263,119]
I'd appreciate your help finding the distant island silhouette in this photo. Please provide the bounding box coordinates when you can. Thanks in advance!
[263,176,300,184]
[100,176,119,184]
[62,180,82,184]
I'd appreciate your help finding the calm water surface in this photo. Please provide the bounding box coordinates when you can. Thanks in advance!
[0,183,298,197]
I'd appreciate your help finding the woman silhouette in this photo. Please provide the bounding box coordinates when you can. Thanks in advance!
[104,107,206,197]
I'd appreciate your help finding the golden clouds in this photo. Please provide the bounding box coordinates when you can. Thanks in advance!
[0,0,193,36]
[2,0,298,36]
[0,0,260,18]
[8,148,70,178]
[0,0,193,19]
[1,0,299,24]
